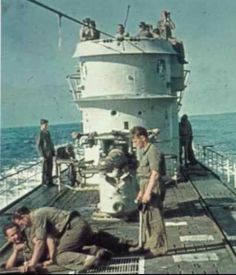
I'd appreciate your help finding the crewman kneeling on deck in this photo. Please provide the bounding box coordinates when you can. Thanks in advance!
[2,223,55,272]
[131,126,168,257]
[12,206,136,272]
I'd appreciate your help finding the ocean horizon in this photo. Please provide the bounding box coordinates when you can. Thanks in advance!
[1,112,236,175]
[1,111,235,130]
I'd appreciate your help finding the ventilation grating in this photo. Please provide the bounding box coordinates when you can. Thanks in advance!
[72,256,145,274]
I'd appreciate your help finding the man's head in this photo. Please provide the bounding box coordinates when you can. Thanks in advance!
[12,206,31,227]
[89,20,96,28]
[83,18,91,26]
[161,10,168,20]
[3,223,22,244]
[139,21,146,30]
[153,28,160,35]
[130,126,149,149]
[66,144,74,157]
[71,131,82,140]
[40,119,49,131]
[146,24,152,31]
[181,114,188,122]
[117,24,125,34]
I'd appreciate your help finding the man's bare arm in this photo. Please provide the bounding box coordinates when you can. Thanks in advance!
[5,243,25,269]
[142,170,159,203]
[42,236,56,267]
[28,239,45,268]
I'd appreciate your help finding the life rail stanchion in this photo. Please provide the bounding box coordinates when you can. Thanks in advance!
[56,158,62,192]
[56,159,78,192]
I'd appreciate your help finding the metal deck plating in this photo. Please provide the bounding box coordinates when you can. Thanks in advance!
[1,165,236,274]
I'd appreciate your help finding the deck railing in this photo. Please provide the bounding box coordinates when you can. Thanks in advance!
[195,144,236,188]
[0,161,42,210]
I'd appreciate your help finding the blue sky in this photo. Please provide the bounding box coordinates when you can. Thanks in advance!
[1,0,236,127]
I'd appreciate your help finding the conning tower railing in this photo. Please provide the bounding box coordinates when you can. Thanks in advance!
[0,161,42,211]
[195,144,236,188]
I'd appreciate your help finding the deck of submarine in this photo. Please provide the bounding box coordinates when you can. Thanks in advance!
[1,164,236,274]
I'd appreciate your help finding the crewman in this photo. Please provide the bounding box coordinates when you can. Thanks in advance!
[157,10,188,64]
[179,114,196,166]
[80,18,100,41]
[115,24,129,41]
[130,126,168,257]
[89,20,100,40]
[12,206,136,272]
[136,21,153,38]
[157,10,175,40]
[80,18,91,41]
[3,223,55,272]
[37,119,55,186]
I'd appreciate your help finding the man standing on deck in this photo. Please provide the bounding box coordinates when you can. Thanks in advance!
[130,126,167,257]
[37,119,55,186]
[179,114,196,166]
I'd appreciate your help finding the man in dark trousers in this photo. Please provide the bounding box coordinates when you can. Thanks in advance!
[37,119,55,185]
[179,114,196,166]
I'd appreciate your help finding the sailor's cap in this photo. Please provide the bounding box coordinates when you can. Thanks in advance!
[139,21,146,27]
[40,119,48,125]
[83,18,91,23]
[66,144,74,151]
[181,114,188,120]
[71,131,82,139]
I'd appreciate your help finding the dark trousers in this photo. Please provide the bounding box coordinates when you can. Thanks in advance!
[57,216,131,256]
[188,137,197,164]
[55,216,131,267]
[42,157,53,185]
[180,137,196,165]
[88,231,131,254]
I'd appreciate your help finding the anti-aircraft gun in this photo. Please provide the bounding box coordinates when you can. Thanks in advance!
[70,128,162,219]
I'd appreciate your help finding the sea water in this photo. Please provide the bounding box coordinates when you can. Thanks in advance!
[0,123,81,209]
[0,113,235,209]
[1,113,236,175]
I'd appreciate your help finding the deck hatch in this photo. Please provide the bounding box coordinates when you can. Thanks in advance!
[75,256,144,274]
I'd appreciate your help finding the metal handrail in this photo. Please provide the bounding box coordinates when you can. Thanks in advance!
[195,144,236,188]
[202,145,224,158]
[0,161,41,181]
[0,161,43,210]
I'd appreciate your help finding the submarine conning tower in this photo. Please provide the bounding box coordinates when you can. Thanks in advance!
[68,38,189,168]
